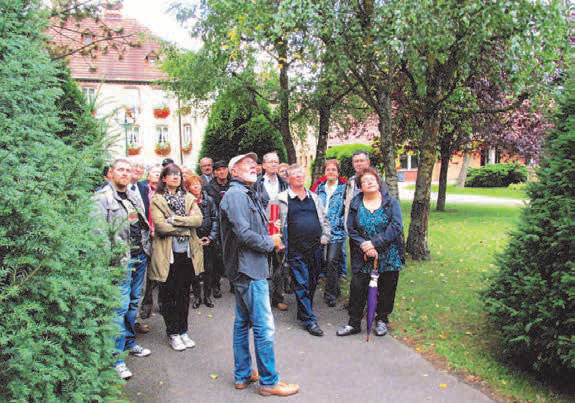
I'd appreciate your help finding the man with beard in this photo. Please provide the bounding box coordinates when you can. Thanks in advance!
[93,159,152,379]
[220,152,299,397]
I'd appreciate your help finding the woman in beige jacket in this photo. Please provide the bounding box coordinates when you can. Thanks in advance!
[149,163,204,351]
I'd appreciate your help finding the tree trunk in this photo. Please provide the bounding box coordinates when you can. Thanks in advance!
[436,144,451,211]
[277,39,297,164]
[456,152,472,187]
[312,104,330,184]
[378,96,399,199]
[406,114,440,260]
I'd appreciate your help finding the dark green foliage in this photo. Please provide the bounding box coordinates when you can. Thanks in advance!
[197,85,286,170]
[316,143,370,178]
[0,1,122,400]
[483,72,575,382]
[465,163,528,187]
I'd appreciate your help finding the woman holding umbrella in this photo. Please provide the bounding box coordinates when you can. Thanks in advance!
[336,167,404,338]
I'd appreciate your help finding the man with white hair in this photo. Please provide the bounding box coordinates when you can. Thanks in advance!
[199,157,214,186]
[220,152,299,397]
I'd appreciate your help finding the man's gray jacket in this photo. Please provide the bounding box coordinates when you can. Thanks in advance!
[219,180,274,282]
[92,183,151,265]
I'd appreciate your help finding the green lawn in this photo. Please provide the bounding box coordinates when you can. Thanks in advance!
[405,184,527,199]
[343,202,570,401]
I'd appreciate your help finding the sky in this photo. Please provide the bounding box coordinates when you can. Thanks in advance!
[122,0,201,50]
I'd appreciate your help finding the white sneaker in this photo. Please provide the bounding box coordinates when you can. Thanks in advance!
[180,333,196,349]
[169,334,186,351]
[114,362,133,379]
[128,344,151,357]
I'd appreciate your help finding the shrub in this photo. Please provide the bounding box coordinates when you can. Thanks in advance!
[465,163,528,187]
[482,70,575,383]
[197,84,286,171]
[312,143,371,178]
[507,182,526,192]
[0,2,122,400]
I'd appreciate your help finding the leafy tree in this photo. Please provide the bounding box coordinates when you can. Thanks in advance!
[167,0,311,163]
[482,69,575,383]
[395,0,567,259]
[198,83,287,166]
[0,1,121,399]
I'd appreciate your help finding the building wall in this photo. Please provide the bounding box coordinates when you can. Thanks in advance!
[82,81,207,170]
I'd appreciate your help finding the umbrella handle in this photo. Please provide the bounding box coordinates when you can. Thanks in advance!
[364,254,379,273]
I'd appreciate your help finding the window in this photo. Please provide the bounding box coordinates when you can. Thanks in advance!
[82,88,95,104]
[128,126,140,144]
[156,125,169,143]
[399,154,418,170]
[81,32,94,45]
[183,124,192,145]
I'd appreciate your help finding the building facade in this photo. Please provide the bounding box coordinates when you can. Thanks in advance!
[50,8,206,169]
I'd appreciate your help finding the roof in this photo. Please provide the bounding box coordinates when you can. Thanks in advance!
[48,14,167,83]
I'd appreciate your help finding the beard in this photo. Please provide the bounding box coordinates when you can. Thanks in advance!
[239,171,258,183]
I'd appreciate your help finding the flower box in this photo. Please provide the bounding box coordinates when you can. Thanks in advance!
[153,105,170,119]
[181,142,193,154]
[155,142,171,156]
[127,144,142,156]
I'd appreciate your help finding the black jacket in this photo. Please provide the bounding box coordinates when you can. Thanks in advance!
[253,174,288,210]
[347,189,405,273]
[196,190,219,241]
[205,177,231,208]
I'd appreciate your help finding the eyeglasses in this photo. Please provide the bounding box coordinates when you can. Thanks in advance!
[166,172,181,178]
[361,177,378,185]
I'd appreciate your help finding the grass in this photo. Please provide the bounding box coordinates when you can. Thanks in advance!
[343,202,570,402]
[405,184,527,199]
[396,202,571,401]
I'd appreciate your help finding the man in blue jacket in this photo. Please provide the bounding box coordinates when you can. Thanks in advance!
[220,152,299,397]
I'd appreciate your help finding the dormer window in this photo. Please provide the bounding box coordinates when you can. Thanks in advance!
[146,51,159,65]
[81,31,95,45]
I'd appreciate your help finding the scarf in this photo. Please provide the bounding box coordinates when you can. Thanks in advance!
[164,190,187,242]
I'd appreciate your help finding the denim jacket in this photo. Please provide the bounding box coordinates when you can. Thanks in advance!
[219,180,275,281]
[315,180,347,243]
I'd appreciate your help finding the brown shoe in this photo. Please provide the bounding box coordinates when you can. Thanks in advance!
[235,370,259,390]
[276,302,288,311]
[259,381,299,397]
[134,322,150,334]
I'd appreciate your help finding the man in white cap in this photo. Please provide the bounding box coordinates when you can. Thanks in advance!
[219,152,299,397]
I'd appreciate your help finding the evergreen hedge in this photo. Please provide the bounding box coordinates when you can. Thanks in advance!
[197,85,286,169]
[0,2,122,400]
[482,72,575,382]
[465,163,527,187]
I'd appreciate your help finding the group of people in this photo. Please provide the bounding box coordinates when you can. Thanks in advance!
[93,149,404,397]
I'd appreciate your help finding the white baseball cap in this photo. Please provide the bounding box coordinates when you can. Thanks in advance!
[228,152,258,172]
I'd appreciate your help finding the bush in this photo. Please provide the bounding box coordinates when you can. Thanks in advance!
[465,163,528,187]
[482,70,575,383]
[313,143,371,178]
[507,182,526,192]
[197,84,286,170]
[0,2,122,400]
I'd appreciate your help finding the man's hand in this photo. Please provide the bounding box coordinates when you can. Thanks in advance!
[271,233,285,251]
[200,237,211,246]
[360,240,375,253]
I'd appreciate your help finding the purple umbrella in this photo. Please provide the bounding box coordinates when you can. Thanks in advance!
[365,256,379,342]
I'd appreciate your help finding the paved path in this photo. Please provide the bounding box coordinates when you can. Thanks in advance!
[124,287,492,403]
[398,183,526,206]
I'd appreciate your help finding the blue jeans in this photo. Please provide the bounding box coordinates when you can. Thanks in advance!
[288,248,321,326]
[233,278,278,387]
[114,253,147,360]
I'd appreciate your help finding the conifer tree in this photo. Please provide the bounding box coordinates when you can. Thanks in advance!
[198,84,287,166]
[483,70,575,382]
[0,1,122,399]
